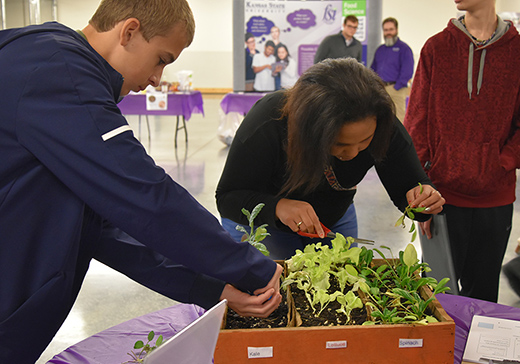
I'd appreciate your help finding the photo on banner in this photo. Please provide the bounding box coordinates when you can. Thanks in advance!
[241,0,369,92]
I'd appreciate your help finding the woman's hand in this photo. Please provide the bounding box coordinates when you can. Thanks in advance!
[220,264,283,318]
[418,219,433,239]
[275,198,325,238]
[406,184,445,215]
[406,184,445,239]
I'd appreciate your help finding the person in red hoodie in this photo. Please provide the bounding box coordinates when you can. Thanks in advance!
[404,0,520,302]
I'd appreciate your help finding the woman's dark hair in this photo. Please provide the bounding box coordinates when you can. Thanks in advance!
[276,44,290,63]
[265,40,275,49]
[280,58,395,195]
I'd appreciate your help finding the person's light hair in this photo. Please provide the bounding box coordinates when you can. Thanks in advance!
[89,0,195,46]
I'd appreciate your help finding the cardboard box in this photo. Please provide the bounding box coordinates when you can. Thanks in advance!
[214,261,455,363]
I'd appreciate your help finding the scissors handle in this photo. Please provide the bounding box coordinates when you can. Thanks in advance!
[297,223,375,245]
[297,222,331,239]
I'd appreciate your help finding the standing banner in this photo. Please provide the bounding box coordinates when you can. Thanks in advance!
[234,0,380,92]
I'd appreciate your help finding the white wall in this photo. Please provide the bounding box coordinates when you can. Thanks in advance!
[57,0,100,29]
[381,0,458,68]
[160,0,233,88]
[498,0,520,12]
[53,0,520,89]
[57,0,233,89]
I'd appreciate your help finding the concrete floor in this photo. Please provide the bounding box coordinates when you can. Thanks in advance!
[37,94,520,363]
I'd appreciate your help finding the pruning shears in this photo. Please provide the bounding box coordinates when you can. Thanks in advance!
[297,222,375,245]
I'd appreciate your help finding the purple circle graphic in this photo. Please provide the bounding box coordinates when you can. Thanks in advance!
[287,9,316,30]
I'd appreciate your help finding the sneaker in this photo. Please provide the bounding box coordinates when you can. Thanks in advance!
[503,256,520,298]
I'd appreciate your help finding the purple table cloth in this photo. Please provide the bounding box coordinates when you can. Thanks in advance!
[48,295,520,364]
[219,92,266,115]
[117,91,204,121]
[48,304,205,364]
[436,293,520,364]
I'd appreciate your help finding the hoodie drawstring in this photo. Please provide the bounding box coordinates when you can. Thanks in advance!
[468,43,473,99]
[477,49,486,96]
[467,42,487,99]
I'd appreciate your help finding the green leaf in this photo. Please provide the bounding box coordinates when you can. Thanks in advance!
[134,340,144,349]
[235,225,248,235]
[407,210,415,220]
[395,215,405,227]
[251,242,270,256]
[148,331,155,342]
[408,223,415,233]
[240,207,251,220]
[253,227,270,242]
[250,203,265,222]
[393,288,416,303]
[411,229,417,242]
[156,335,163,347]
[419,182,423,194]
[376,264,387,274]
[403,244,418,267]
[426,315,438,323]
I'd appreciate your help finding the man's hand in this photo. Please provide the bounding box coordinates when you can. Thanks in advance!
[220,284,281,318]
[220,263,283,318]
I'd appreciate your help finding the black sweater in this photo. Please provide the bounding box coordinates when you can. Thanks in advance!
[216,91,431,232]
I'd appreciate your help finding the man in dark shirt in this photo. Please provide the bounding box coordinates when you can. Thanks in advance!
[314,15,362,64]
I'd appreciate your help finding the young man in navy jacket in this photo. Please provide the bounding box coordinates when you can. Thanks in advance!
[0,1,282,362]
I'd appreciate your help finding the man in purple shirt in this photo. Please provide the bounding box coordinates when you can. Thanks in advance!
[370,17,414,122]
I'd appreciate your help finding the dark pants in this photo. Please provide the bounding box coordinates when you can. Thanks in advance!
[444,204,513,302]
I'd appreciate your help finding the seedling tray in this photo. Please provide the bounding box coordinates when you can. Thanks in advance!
[214,260,455,363]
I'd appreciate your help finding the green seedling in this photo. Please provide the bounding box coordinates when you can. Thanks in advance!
[359,244,450,325]
[236,203,271,256]
[395,183,427,242]
[124,330,163,363]
[284,238,451,326]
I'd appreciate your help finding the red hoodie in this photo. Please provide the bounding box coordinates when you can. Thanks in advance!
[404,18,520,208]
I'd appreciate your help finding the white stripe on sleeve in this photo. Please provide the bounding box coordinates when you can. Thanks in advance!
[102,125,132,141]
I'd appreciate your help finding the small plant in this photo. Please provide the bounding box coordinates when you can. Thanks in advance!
[282,234,450,326]
[282,234,368,323]
[124,330,163,363]
[395,183,427,242]
[360,244,451,325]
[236,203,270,256]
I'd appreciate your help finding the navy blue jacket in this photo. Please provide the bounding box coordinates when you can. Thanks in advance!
[0,22,276,363]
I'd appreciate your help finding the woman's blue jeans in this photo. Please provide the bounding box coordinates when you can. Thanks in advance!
[221,204,357,260]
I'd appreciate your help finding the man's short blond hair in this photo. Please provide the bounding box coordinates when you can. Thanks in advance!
[89,0,195,46]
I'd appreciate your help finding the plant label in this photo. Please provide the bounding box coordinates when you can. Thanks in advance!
[399,338,424,348]
[326,340,347,349]
[247,346,273,359]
